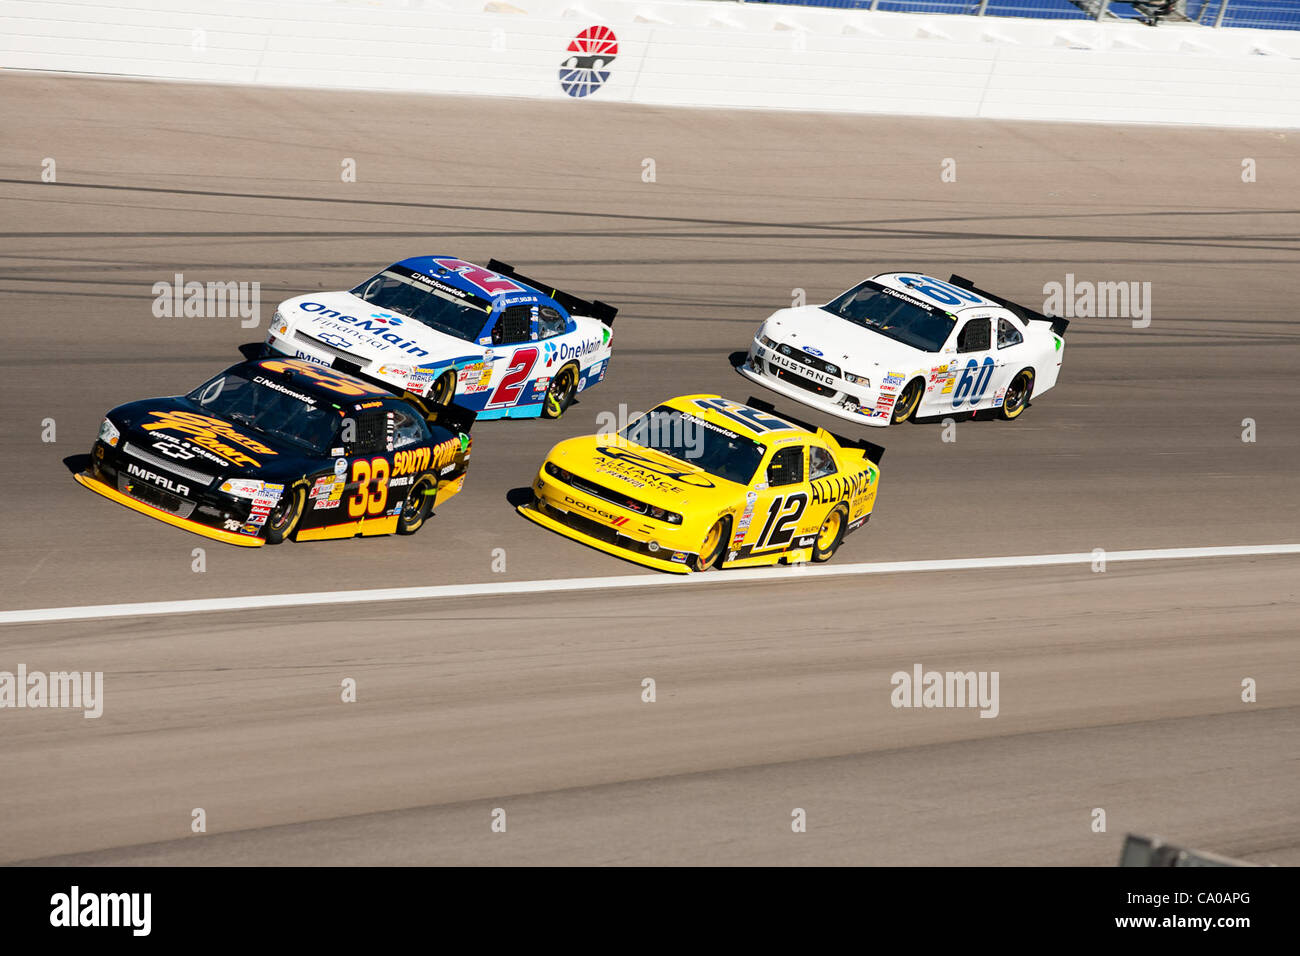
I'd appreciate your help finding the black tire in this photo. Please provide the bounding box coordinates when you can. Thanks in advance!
[812,504,848,563]
[891,377,925,424]
[430,370,456,406]
[694,518,729,572]
[542,362,579,419]
[396,476,436,535]
[1000,368,1035,421]
[263,485,306,544]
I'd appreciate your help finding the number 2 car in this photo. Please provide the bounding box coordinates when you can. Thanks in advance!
[76,357,473,547]
[265,256,617,420]
[739,273,1068,426]
[518,395,881,573]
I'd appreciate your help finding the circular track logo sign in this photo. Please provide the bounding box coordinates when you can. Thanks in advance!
[559,25,618,98]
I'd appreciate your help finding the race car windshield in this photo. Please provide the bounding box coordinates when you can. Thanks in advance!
[188,371,339,455]
[619,405,766,486]
[823,282,955,352]
[351,270,487,342]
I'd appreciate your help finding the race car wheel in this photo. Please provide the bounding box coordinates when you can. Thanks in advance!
[430,370,456,406]
[542,362,579,419]
[1000,369,1035,421]
[397,476,435,535]
[694,518,729,572]
[812,505,848,563]
[263,485,306,545]
[891,378,924,424]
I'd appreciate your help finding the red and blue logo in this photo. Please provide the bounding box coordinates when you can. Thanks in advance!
[560,26,617,99]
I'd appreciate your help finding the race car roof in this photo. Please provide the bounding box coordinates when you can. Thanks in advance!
[871,272,1000,316]
[393,255,567,315]
[664,394,810,443]
[239,357,393,410]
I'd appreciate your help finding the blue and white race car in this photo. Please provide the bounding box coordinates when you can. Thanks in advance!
[266,257,617,420]
[740,273,1067,426]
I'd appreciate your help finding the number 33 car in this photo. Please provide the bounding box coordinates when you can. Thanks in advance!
[76,357,473,547]
[740,273,1068,426]
[518,395,881,573]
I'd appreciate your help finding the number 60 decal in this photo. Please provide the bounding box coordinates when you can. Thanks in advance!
[952,356,995,408]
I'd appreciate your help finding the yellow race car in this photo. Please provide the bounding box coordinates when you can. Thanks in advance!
[517,394,881,573]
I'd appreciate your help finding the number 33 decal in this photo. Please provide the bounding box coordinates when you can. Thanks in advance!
[348,457,390,518]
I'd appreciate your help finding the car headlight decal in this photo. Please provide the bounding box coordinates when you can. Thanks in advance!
[97,417,121,447]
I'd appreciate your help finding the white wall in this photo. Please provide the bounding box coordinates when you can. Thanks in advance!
[3,0,1299,126]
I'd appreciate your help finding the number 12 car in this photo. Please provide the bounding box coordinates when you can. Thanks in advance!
[740,273,1068,426]
[76,357,473,547]
[519,395,881,573]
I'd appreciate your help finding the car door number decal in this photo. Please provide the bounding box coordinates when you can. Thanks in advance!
[488,347,539,408]
[953,356,995,408]
[754,492,808,550]
[348,457,390,518]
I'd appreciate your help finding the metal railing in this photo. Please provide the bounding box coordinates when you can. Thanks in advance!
[739,0,1300,30]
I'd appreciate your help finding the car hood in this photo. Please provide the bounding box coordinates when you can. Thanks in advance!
[108,396,321,480]
[551,436,739,510]
[278,290,485,369]
[765,305,947,378]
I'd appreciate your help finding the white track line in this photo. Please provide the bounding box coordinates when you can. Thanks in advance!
[3,543,1299,626]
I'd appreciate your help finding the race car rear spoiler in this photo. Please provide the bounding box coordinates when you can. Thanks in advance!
[487,259,618,326]
[410,394,478,435]
[948,274,1069,338]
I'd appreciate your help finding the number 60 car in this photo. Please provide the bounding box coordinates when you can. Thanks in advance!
[739,273,1068,426]
[518,395,881,573]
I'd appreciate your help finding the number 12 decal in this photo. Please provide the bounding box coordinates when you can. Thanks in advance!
[488,347,539,408]
[952,356,995,408]
[754,493,808,551]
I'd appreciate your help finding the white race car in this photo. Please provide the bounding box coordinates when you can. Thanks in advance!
[739,273,1067,426]
[266,257,617,420]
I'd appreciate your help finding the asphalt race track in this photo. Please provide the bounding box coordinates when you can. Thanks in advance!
[1,73,1297,865]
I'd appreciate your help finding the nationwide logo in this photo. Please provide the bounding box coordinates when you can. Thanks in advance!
[559,25,617,98]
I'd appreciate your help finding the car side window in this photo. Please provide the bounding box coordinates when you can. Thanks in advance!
[351,410,389,456]
[997,317,1023,349]
[492,305,533,346]
[957,318,991,353]
[809,444,837,480]
[389,406,430,449]
[538,307,566,340]
[767,446,805,487]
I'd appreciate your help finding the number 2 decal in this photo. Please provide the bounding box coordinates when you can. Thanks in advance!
[430,258,525,296]
[952,356,995,408]
[347,457,390,518]
[754,493,808,551]
[487,347,539,408]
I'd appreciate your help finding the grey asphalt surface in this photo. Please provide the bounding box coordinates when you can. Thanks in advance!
[1,73,1297,865]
